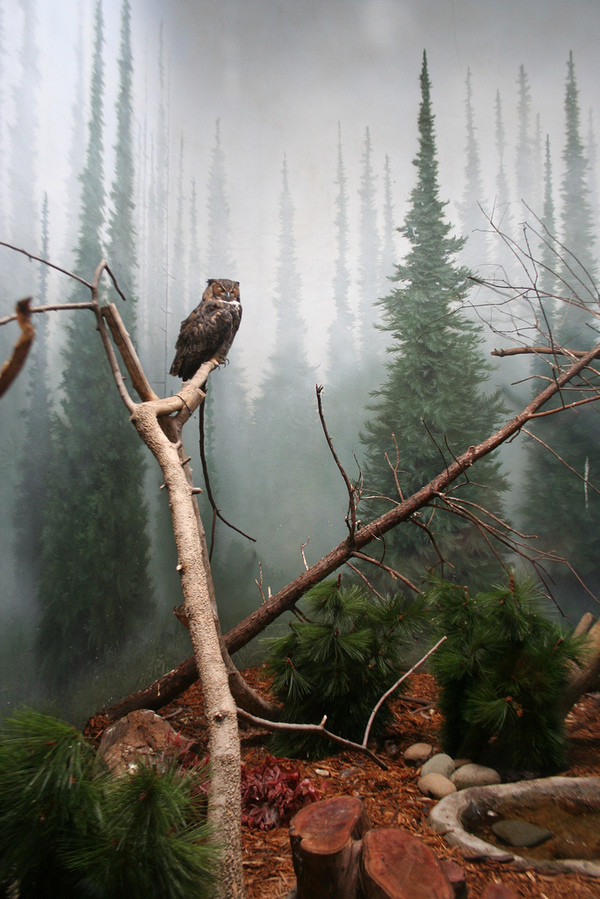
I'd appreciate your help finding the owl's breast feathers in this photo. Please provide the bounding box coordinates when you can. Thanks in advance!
[170,279,242,380]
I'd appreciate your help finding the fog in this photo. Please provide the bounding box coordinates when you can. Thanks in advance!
[1,0,599,720]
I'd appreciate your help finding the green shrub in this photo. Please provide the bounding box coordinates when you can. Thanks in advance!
[427,574,585,774]
[0,709,216,898]
[265,579,426,757]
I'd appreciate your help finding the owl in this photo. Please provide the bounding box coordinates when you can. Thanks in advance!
[169,279,242,380]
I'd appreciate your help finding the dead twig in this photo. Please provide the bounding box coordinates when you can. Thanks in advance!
[362,635,447,748]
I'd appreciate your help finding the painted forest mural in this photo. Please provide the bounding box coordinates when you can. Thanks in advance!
[0,0,599,720]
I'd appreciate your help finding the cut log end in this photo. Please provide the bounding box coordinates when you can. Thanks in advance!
[289,796,369,898]
[360,828,454,899]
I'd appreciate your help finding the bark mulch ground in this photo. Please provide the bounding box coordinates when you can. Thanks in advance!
[86,667,600,898]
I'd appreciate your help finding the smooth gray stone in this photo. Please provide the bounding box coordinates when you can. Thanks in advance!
[421,752,455,778]
[492,818,554,848]
[451,763,501,789]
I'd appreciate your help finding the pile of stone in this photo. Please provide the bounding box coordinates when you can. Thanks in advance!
[403,742,502,799]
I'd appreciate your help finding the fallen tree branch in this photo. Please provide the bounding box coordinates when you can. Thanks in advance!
[236,709,388,770]
[101,336,600,720]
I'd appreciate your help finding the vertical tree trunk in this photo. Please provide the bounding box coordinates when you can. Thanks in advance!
[130,392,244,898]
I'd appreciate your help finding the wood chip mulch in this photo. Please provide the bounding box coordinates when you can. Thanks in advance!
[85,667,600,898]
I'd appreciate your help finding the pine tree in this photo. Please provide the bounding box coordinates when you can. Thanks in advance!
[539,134,559,297]
[187,177,200,311]
[323,125,363,473]
[194,119,252,624]
[493,91,512,235]
[37,0,150,690]
[0,0,41,593]
[205,119,235,274]
[586,110,599,254]
[13,194,52,614]
[559,51,597,302]
[379,154,396,294]
[327,123,355,373]
[521,53,600,619]
[515,64,534,208]
[458,67,488,269]
[63,10,87,264]
[249,157,331,584]
[9,0,39,284]
[357,126,382,362]
[172,135,187,328]
[361,52,506,591]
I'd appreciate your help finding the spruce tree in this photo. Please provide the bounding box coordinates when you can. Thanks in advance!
[379,153,396,294]
[521,53,600,618]
[323,124,363,473]
[559,51,597,300]
[357,126,382,362]
[515,64,535,208]
[194,119,252,628]
[539,134,559,296]
[249,157,331,585]
[361,52,506,591]
[13,195,52,615]
[327,123,355,374]
[37,0,150,691]
[494,91,512,236]
[458,67,488,269]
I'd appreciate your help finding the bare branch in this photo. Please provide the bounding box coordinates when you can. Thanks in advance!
[236,708,388,770]
[522,427,600,500]
[0,240,94,290]
[362,636,447,748]
[493,345,600,359]
[350,551,421,595]
[197,400,256,557]
[316,384,359,537]
[0,301,96,327]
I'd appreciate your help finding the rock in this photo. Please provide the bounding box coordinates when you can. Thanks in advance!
[450,763,501,790]
[421,753,455,778]
[360,827,454,898]
[97,709,194,776]
[418,772,457,799]
[403,742,433,764]
[491,818,553,848]
[439,859,467,898]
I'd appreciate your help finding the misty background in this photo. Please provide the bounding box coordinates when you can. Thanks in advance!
[1,0,599,721]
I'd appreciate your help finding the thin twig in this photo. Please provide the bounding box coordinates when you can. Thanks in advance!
[362,636,447,748]
[236,708,388,770]
[316,384,358,536]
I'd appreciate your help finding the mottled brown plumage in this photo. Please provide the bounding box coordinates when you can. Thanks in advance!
[169,279,242,380]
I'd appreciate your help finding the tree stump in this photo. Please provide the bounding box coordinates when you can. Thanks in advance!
[289,795,369,899]
[360,828,453,899]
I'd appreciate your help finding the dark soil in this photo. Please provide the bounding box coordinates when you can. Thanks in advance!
[85,668,600,898]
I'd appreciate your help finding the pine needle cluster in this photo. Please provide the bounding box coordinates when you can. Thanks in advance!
[0,710,215,898]
[427,575,584,774]
[265,580,426,758]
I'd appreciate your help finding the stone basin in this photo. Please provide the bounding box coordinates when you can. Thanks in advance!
[429,776,600,876]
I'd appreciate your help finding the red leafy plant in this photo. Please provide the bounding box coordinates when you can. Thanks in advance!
[241,756,319,830]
